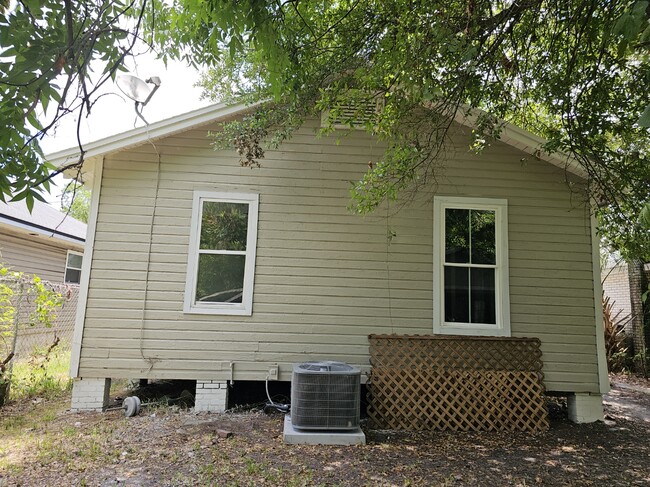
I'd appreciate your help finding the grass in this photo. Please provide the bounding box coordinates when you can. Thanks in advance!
[0,349,74,474]
[0,392,123,477]
[8,349,72,401]
[0,394,70,474]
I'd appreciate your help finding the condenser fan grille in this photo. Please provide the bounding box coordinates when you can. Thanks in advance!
[291,361,360,431]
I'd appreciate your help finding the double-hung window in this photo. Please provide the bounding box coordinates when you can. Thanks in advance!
[433,197,510,336]
[184,191,259,315]
[64,250,83,284]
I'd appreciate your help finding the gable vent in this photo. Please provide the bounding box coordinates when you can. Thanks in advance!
[322,97,383,130]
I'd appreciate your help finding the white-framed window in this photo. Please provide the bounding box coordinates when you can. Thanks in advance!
[184,191,259,315]
[433,196,510,336]
[64,250,83,284]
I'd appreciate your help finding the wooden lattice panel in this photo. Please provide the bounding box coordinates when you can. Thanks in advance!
[367,335,549,433]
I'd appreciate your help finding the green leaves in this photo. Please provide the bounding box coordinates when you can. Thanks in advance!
[186,1,650,259]
[60,181,91,223]
[640,203,650,229]
[639,104,650,127]
[614,2,648,41]
[0,264,65,390]
[1,0,648,261]
[0,0,150,202]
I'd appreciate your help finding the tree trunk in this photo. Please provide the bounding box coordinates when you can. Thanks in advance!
[627,259,647,375]
[0,378,8,407]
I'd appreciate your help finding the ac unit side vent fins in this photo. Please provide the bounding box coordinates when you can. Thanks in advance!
[290,361,361,431]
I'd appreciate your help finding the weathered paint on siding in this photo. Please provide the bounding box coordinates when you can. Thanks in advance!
[0,230,70,282]
[78,119,599,393]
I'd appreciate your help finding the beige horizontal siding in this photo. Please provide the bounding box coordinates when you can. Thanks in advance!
[78,119,600,392]
[0,230,72,282]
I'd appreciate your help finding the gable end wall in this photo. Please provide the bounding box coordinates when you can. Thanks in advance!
[78,119,599,393]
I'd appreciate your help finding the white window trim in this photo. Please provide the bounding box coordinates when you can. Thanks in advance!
[184,191,259,315]
[433,196,511,337]
[64,250,84,284]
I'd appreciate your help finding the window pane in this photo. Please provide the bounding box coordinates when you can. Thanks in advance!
[444,266,469,323]
[445,209,469,263]
[470,210,496,265]
[200,202,249,251]
[67,253,83,269]
[65,268,81,284]
[196,254,246,303]
[470,268,496,324]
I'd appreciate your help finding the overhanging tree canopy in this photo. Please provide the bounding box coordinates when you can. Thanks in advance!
[158,0,650,257]
[1,0,649,258]
[0,0,149,209]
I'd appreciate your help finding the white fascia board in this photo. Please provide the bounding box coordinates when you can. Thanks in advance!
[46,101,259,169]
[452,110,588,180]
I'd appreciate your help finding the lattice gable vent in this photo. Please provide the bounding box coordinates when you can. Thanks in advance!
[322,96,383,130]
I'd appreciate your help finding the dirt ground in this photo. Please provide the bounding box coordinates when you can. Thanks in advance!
[1,378,649,487]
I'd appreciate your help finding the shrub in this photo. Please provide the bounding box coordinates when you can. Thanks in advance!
[9,345,72,400]
[603,294,632,372]
[0,266,64,406]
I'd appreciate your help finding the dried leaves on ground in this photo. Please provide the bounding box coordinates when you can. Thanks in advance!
[1,382,649,487]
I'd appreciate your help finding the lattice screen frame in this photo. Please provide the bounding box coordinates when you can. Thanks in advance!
[367,334,549,432]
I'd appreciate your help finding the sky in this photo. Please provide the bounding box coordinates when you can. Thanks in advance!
[40,53,212,205]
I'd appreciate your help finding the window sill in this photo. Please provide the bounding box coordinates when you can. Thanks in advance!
[183,305,252,316]
[435,323,510,337]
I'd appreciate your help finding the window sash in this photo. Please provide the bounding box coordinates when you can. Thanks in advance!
[184,191,258,316]
[443,265,497,325]
[64,251,83,284]
[433,197,510,337]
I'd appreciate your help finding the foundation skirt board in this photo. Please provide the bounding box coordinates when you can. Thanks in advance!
[283,414,366,445]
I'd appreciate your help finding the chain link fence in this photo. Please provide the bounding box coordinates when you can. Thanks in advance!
[1,276,78,363]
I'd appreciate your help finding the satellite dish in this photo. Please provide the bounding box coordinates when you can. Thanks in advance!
[117,74,152,103]
[115,74,162,124]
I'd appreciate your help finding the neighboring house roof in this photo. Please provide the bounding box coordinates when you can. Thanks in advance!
[46,101,587,181]
[0,198,86,247]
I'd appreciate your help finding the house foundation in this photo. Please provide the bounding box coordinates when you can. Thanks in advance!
[71,378,111,412]
[195,380,229,412]
[567,393,604,423]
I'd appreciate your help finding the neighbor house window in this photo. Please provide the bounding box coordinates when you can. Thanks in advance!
[433,197,510,336]
[184,191,259,315]
[64,251,83,284]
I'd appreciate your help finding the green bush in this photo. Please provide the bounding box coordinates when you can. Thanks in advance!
[9,348,72,400]
[1,265,66,405]
[603,294,631,372]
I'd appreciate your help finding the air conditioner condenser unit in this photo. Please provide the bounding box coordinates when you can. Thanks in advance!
[290,361,361,431]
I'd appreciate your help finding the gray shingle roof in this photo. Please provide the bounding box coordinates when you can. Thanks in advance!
[0,199,86,242]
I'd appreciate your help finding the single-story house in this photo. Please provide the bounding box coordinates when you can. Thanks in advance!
[48,102,607,422]
[0,199,86,283]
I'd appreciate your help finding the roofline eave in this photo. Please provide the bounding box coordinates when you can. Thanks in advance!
[451,110,589,180]
[46,100,588,181]
[47,101,261,169]
[0,218,85,248]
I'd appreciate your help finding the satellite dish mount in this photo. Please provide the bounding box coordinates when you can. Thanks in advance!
[116,74,162,125]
